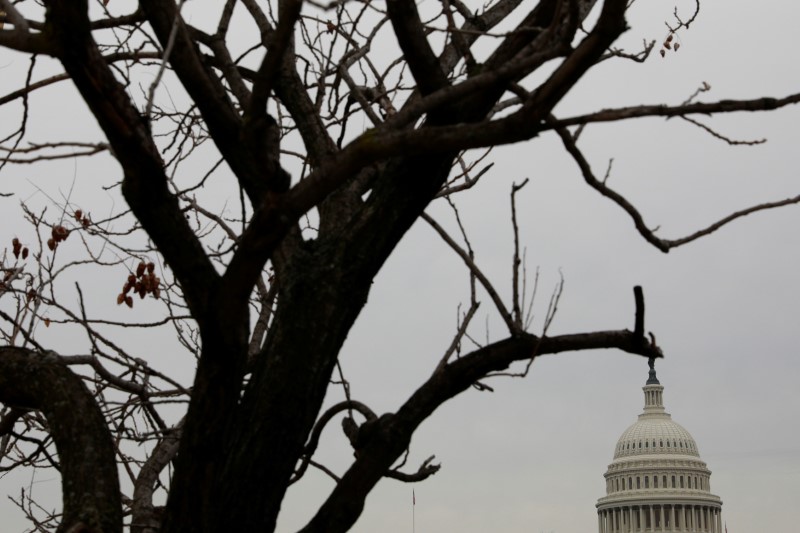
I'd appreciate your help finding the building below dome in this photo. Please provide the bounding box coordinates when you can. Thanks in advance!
[596,359,723,532]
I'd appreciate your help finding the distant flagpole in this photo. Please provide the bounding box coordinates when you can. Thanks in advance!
[412,489,416,533]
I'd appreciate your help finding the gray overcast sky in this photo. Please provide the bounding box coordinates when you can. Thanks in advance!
[275,2,800,531]
[1,1,799,532]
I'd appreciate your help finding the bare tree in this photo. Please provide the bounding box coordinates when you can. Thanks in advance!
[0,0,797,532]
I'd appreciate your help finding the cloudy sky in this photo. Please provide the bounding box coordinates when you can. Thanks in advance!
[1,1,799,532]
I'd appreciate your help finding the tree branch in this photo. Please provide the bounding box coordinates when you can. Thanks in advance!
[300,315,661,532]
[0,346,122,533]
[249,0,304,117]
[422,212,517,334]
[550,93,800,128]
[42,0,219,318]
[138,0,271,202]
[551,117,800,252]
[387,0,449,95]
[291,400,377,485]
[131,422,182,533]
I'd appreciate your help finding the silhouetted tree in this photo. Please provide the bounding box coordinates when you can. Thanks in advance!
[0,0,797,531]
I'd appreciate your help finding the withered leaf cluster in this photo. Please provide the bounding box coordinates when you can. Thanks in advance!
[117,261,160,308]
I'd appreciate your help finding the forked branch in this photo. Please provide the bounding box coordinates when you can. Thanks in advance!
[551,118,800,252]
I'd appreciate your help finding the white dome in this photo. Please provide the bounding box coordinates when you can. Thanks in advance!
[614,416,699,459]
[596,362,723,533]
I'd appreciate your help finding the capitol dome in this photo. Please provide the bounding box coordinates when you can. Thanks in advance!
[596,360,723,533]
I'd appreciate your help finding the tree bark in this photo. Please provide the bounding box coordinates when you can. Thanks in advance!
[0,347,122,533]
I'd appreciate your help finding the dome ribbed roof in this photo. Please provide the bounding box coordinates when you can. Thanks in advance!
[614,417,699,459]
